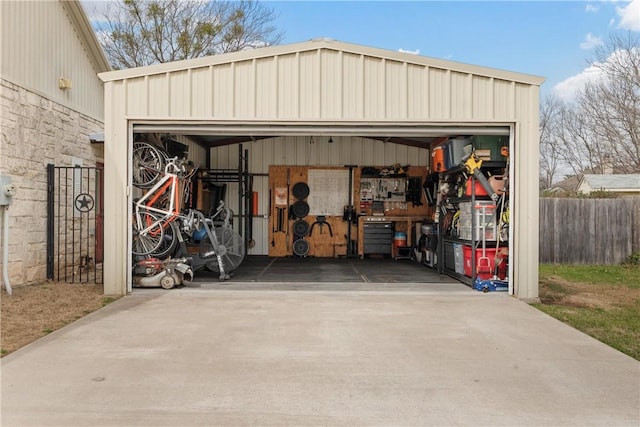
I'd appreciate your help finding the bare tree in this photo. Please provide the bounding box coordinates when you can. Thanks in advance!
[576,34,640,173]
[98,0,283,69]
[562,33,640,174]
[539,94,565,188]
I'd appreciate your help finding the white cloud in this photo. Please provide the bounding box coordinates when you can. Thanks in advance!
[617,0,640,31]
[580,33,604,50]
[552,47,639,101]
[398,48,420,55]
[553,65,603,102]
[585,4,599,13]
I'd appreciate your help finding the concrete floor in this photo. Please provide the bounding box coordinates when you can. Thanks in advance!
[195,255,456,288]
[2,275,639,426]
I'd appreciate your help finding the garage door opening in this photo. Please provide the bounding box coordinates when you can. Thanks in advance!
[129,125,513,293]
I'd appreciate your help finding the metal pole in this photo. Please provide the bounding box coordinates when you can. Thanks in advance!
[46,164,55,280]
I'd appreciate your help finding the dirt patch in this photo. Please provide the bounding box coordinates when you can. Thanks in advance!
[1,282,117,357]
[539,276,640,309]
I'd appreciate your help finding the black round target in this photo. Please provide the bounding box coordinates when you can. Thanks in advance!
[292,239,310,256]
[293,219,310,237]
[291,200,309,218]
[292,182,310,200]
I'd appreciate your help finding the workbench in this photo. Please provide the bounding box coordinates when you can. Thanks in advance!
[357,216,429,258]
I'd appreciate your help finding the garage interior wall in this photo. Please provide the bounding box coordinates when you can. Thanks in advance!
[100,39,543,300]
[209,136,430,256]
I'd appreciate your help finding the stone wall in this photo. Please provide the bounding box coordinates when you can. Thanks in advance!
[0,78,104,285]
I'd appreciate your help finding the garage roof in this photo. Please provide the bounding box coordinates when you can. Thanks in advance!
[99,38,544,86]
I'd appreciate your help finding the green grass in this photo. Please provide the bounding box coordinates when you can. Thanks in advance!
[539,264,640,288]
[534,302,640,360]
[535,264,640,361]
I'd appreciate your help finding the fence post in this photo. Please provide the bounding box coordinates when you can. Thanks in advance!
[46,164,54,280]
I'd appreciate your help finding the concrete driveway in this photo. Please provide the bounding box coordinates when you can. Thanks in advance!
[2,284,639,426]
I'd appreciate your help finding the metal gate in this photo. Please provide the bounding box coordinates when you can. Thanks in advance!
[46,164,103,283]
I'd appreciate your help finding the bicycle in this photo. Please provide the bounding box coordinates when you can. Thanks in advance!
[131,157,244,280]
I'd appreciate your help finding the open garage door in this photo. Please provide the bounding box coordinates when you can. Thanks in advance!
[128,123,513,294]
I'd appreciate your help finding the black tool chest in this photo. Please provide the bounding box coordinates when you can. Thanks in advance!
[362,222,393,255]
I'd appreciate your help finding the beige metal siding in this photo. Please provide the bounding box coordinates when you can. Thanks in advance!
[277,54,299,118]
[101,40,543,299]
[342,53,365,118]
[512,84,540,301]
[407,65,429,119]
[213,64,234,117]
[321,50,342,118]
[256,57,277,118]
[1,1,105,119]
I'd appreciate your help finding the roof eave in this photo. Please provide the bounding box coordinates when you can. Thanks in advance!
[63,1,112,73]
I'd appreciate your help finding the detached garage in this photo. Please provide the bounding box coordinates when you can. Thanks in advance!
[99,39,543,300]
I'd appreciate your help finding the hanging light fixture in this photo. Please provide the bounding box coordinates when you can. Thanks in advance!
[328,136,333,144]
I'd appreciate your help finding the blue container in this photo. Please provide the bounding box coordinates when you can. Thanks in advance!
[444,138,472,169]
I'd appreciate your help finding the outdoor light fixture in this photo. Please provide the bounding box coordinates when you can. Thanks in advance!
[58,77,72,90]
[328,136,333,143]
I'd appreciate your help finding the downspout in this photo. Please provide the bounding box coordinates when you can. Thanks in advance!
[2,206,12,295]
[1,176,16,295]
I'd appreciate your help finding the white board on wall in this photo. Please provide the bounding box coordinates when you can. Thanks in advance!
[307,169,350,216]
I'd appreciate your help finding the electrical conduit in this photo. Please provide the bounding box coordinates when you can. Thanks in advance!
[2,206,11,295]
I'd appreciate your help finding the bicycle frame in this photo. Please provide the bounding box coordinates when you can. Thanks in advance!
[133,158,188,235]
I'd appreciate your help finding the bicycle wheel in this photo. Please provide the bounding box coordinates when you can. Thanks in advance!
[132,211,164,256]
[204,227,245,273]
[148,221,179,259]
[133,142,164,188]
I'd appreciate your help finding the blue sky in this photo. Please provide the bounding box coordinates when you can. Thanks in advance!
[84,0,640,100]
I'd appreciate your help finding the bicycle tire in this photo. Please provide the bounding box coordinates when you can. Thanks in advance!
[148,221,179,259]
[132,211,164,256]
[133,142,164,188]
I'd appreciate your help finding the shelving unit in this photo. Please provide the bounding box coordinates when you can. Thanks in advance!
[195,145,252,246]
[437,160,508,286]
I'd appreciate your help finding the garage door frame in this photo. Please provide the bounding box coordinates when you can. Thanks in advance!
[126,120,516,294]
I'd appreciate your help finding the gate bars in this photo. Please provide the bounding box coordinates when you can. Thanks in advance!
[47,164,103,284]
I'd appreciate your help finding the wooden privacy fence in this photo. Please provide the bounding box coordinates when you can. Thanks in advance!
[539,198,640,265]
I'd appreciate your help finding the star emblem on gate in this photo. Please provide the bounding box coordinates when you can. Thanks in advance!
[74,193,94,213]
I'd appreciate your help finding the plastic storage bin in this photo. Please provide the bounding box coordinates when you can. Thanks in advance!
[454,243,464,274]
[444,241,456,271]
[458,201,497,241]
[470,136,508,161]
[462,245,507,280]
[464,175,507,197]
[444,138,472,169]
